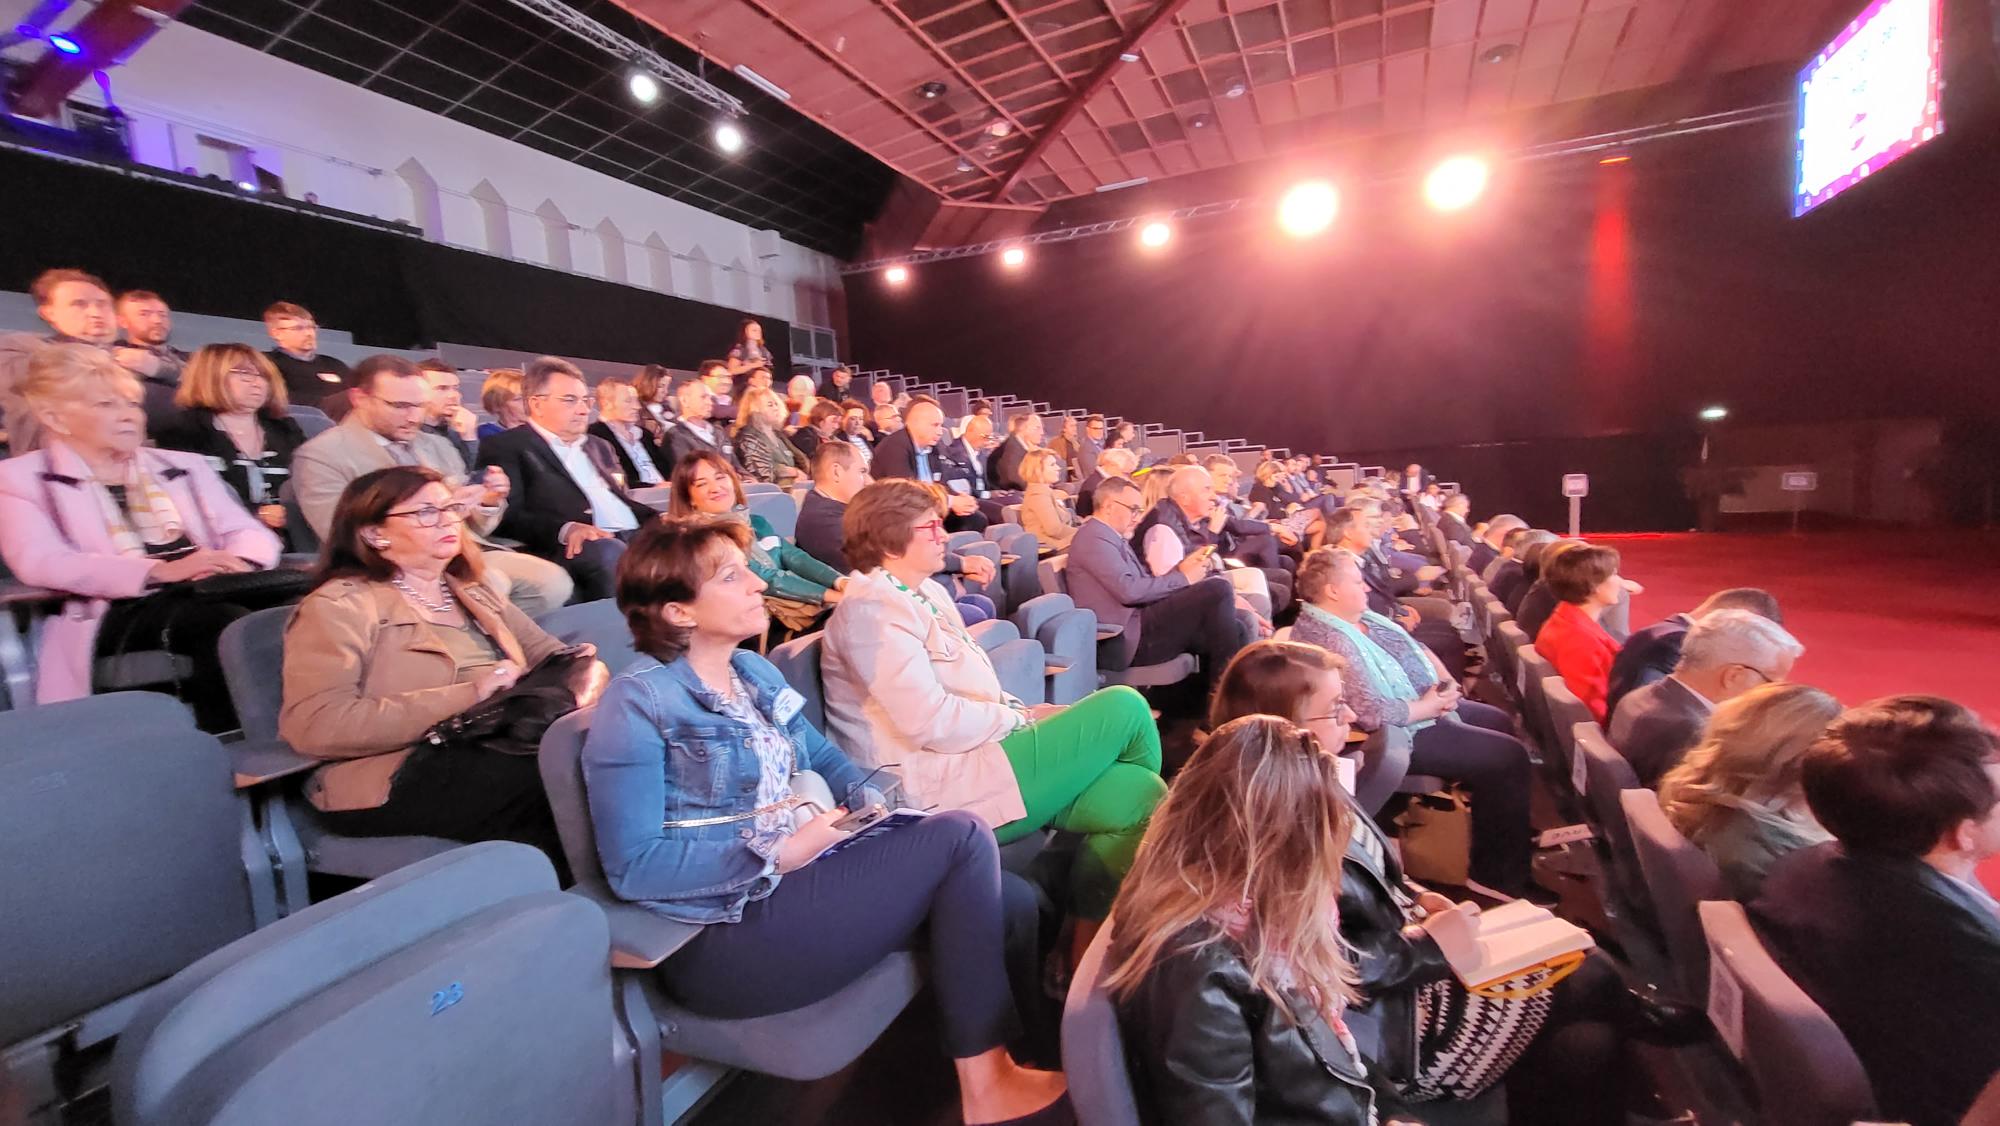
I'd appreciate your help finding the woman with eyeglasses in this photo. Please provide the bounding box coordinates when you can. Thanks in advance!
[820,479,1166,958]
[279,466,576,874]
[154,343,306,546]
[668,449,843,638]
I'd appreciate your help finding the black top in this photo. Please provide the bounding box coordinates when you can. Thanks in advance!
[153,409,307,513]
[1604,614,1690,721]
[265,349,352,408]
[794,489,849,573]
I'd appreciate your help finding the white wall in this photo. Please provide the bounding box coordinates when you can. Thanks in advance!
[0,0,844,333]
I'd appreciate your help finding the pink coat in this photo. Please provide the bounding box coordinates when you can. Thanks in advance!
[0,442,282,703]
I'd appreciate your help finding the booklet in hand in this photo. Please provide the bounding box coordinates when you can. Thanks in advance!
[813,808,931,863]
[1437,900,1595,991]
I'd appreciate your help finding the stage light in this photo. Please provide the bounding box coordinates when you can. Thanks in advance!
[1599,154,1631,165]
[236,180,257,191]
[884,265,910,285]
[1138,221,1171,248]
[1000,246,1027,268]
[1277,180,1338,238]
[48,33,81,55]
[714,120,745,154]
[628,71,660,104]
[1699,405,1729,421]
[1424,155,1489,211]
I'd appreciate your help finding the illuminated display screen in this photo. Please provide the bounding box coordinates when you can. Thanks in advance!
[1794,0,1945,217]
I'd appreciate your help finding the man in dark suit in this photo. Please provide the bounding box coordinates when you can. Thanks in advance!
[1397,462,1433,500]
[791,400,841,463]
[586,376,669,488]
[986,412,1041,492]
[1606,588,1784,720]
[798,442,997,618]
[937,411,1008,526]
[1608,609,1802,784]
[1751,695,2000,1126]
[1437,492,1476,552]
[872,399,985,532]
[1468,514,1524,577]
[475,357,654,601]
[1074,447,1138,520]
[661,378,738,474]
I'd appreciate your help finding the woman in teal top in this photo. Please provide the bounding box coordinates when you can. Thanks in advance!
[670,450,844,633]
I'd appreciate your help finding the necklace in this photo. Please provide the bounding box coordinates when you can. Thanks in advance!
[392,573,457,614]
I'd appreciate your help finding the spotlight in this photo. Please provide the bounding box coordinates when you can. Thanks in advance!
[1277,180,1338,238]
[919,80,947,99]
[236,180,257,192]
[713,120,745,154]
[884,265,910,285]
[628,71,660,104]
[1699,405,1729,421]
[48,32,81,55]
[987,121,1012,138]
[1000,247,1026,268]
[1599,153,1631,165]
[1423,155,1489,211]
[1138,221,1171,248]
[1118,51,1140,63]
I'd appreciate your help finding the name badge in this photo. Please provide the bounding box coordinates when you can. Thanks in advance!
[759,536,782,551]
[771,687,805,726]
[319,371,343,382]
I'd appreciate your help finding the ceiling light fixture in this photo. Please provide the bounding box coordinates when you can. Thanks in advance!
[955,156,975,173]
[713,120,746,154]
[1138,221,1172,248]
[1277,180,1339,237]
[1119,51,1141,63]
[1481,43,1518,64]
[987,121,1012,138]
[731,63,791,101]
[1095,176,1148,193]
[1000,247,1027,268]
[48,32,81,55]
[1423,155,1490,211]
[920,80,947,99]
[884,265,910,285]
[1222,78,1248,98]
[627,70,660,104]
[1598,153,1631,165]
[1187,112,1213,129]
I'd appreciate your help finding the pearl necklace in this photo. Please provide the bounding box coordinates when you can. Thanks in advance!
[392,574,456,614]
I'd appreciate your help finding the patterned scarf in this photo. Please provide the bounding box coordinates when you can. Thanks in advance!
[1303,604,1433,732]
[91,461,190,558]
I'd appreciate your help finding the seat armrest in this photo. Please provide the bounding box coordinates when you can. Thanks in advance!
[568,886,704,969]
[1044,656,1072,673]
[1094,623,1125,640]
[229,738,320,788]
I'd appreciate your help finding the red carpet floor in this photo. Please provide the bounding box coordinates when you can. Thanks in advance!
[1599,529,2000,892]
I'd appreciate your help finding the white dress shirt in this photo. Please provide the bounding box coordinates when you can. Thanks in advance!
[604,421,664,485]
[529,420,638,534]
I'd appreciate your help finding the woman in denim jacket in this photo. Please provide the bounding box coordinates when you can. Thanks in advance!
[581,517,1068,1126]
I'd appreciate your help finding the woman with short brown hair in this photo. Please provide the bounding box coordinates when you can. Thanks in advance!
[155,343,304,540]
[1534,542,1626,721]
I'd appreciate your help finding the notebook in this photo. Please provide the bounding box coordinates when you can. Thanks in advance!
[1441,900,1595,988]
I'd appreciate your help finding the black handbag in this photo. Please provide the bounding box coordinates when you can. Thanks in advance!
[421,648,609,756]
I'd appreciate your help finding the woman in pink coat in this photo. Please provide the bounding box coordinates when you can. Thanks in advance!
[0,343,281,727]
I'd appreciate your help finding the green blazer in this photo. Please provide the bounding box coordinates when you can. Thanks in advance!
[746,511,842,604]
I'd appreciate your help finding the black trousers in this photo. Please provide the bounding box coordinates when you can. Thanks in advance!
[93,590,250,732]
[553,528,637,603]
[1409,700,1533,893]
[1128,577,1250,683]
[318,746,570,884]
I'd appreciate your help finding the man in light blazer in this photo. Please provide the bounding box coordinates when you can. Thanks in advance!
[291,355,573,615]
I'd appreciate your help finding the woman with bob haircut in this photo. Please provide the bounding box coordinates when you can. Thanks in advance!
[668,449,844,636]
[154,342,304,540]
[581,517,1069,1126]
[1533,542,1626,722]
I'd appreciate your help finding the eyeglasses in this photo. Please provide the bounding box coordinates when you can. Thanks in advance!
[384,502,470,527]
[369,393,428,412]
[1732,663,1779,685]
[225,367,265,379]
[912,519,947,540]
[533,394,589,408]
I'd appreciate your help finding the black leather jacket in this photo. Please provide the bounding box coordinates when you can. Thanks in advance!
[1115,922,1377,1126]
[1339,803,1455,1086]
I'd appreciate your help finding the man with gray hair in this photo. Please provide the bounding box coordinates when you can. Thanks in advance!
[1075,446,1137,519]
[1610,608,1805,785]
[1607,587,1783,719]
[1470,513,1525,575]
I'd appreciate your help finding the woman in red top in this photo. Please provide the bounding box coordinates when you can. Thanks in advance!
[1533,543,1625,722]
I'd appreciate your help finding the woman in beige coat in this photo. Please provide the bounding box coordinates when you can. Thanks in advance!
[1018,448,1077,552]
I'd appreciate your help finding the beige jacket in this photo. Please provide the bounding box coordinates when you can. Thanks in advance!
[1021,483,1078,552]
[279,574,565,811]
[820,570,1027,828]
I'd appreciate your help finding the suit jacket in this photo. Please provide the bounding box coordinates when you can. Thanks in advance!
[0,442,281,702]
[869,426,944,483]
[587,420,670,486]
[987,435,1032,491]
[1533,601,1620,722]
[1074,470,1104,518]
[1438,512,1475,548]
[291,415,502,542]
[790,424,827,462]
[1516,579,1560,641]
[1489,559,1528,612]
[938,435,996,496]
[153,409,309,514]
[1751,843,2000,1126]
[475,424,653,555]
[819,570,1027,828]
[1064,517,1190,662]
[1020,483,1077,552]
[1605,674,1710,786]
[795,489,849,572]
[1467,541,1498,575]
[422,420,477,472]
[660,418,737,476]
[1606,614,1692,721]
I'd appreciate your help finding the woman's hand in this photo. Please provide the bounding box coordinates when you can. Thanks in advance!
[821,585,844,605]
[256,504,287,530]
[148,549,252,585]
[1026,702,1068,722]
[1412,683,1460,721]
[775,807,852,873]
[1414,891,1457,918]
[473,662,520,701]
[1420,902,1483,968]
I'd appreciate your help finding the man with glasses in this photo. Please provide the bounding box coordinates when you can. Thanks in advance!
[292,354,574,615]
[477,356,655,602]
[262,301,352,408]
[1610,608,1804,785]
[1065,475,1252,690]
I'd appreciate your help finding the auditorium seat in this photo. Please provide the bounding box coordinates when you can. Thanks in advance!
[2,693,268,1122]
[1010,592,1099,705]
[536,599,644,676]
[1540,676,1598,788]
[1574,725,1647,917]
[110,842,627,1126]
[1037,555,1197,690]
[745,489,797,539]
[1512,648,1559,759]
[280,479,320,555]
[1623,790,1726,1001]
[1697,900,1877,1126]
[1062,923,1140,1126]
[630,485,672,512]
[286,404,334,439]
[218,606,456,908]
[969,618,1047,706]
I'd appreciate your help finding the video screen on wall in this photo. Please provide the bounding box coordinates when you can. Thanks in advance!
[1793,0,1946,217]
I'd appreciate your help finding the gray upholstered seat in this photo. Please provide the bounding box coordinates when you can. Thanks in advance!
[536,597,644,675]
[746,489,797,539]
[1623,789,1725,1000]
[1698,900,1877,1126]
[1011,592,1098,705]
[970,618,1049,705]
[111,842,626,1126]
[1574,724,1645,911]
[1062,924,1140,1126]
[1038,555,1197,690]
[285,405,334,439]
[1539,677,1596,781]
[279,479,320,554]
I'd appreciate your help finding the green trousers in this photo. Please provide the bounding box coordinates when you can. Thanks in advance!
[994,685,1167,919]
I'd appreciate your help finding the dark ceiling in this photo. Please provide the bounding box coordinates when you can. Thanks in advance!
[180,0,899,256]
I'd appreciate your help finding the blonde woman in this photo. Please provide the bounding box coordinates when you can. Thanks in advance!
[1017,448,1076,552]
[732,386,802,485]
[476,368,524,440]
[1658,682,1841,899]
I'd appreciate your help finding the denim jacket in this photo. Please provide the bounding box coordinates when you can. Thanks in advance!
[582,649,870,924]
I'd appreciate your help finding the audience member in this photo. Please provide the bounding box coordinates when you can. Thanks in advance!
[1019,449,1077,552]
[1291,548,1533,897]
[1,268,119,453]
[1438,492,1475,550]
[668,450,844,635]
[1751,696,2000,1126]
[1065,475,1251,687]
[732,387,804,486]
[1491,528,1554,610]
[580,517,1067,1125]
[796,442,997,625]
[1469,514,1525,576]
[784,371,818,426]
[1658,683,1840,899]
[1398,462,1432,498]
[820,479,1167,933]
[697,359,734,425]
[476,368,525,440]
[938,409,1012,524]
[836,399,875,460]
[261,301,352,408]
[1513,538,1583,640]
[987,412,1041,491]
[872,401,903,440]
[0,344,282,725]
[415,359,479,469]
[819,363,853,401]
[293,355,572,616]
[280,466,573,874]
[1606,587,1783,719]
[872,399,985,531]
[662,376,739,471]
[633,363,677,439]
[153,343,303,545]
[727,321,774,374]
[1323,504,1465,669]
[1202,454,1301,566]
[1076,414,1105,480]
[1135,465,1291,620]
[111,289,187,437]
[587,377,669,488]
[740,365,775,397]
[790,399,841,462]
[1533,542,1625,721]
[1074,446,1135,520]
[1046,416,1080,478]
[476,356,654,602]
[1610,608,1804,785]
